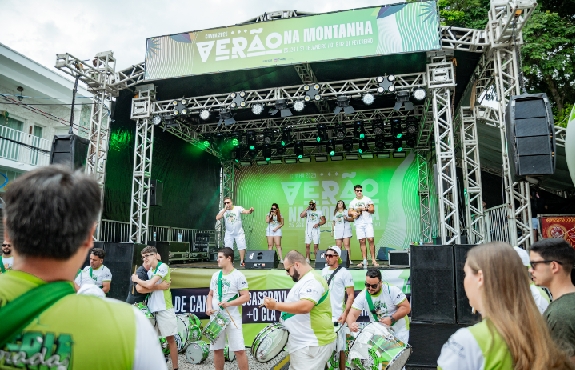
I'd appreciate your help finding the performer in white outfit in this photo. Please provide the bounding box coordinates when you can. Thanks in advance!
[266,203,284,261]
[349,185,378,267]
[331,200,353,263]
[216,197,254,266]
[300,199,326,263]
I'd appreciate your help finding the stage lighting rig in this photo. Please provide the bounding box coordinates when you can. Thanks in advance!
[276,142,286,155]
[269,99,292,118]
[218,108,236,126]
[394,91,414,111]
[251,104,264,115]
[263,129,275,145]
[304,84,321,102]
[413,88,427,101]
[334,96,355,115]
[199,109,211,120]
[172,99,189,116]
[294,141,304,159]
[405,116,418,136]
[354,121,366,140]
[152,115,162,126]
[230,91,247,108]
[373,119,384,135]
[246,130,256,153]
[293,100,305,112]
[316,124,328,143]
[362,93,375,106]
[263,144,272,161]
[377,75,395,93]
[358,139,369,154]
[394,139,404,152]
[334,123,347,140]
[390,118,403,139]
[342,137,353,152]
[326,139,336,156]
[280,126,292,147]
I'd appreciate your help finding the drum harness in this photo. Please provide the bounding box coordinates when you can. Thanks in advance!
[0,255,5,273]
[365,289,397,326]
[280,283,330,321]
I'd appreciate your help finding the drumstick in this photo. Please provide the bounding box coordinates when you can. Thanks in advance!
[131,266,137,294]
[224,306,239,329]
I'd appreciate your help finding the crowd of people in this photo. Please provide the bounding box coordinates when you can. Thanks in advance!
[1,165,575,370]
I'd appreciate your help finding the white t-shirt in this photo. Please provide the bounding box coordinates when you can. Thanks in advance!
[530,285,550,314]
[321,266,354,321]
[305,209,323,232]
[209,268,248,323]
[75,269,96,287]
[332,210,352,233]
[223,206,245,234]
[267,214,281,231]
[352,284,408,339]
[81,264,112,288]
[282,270,336,353]
[349,196,374,225]
[130,305,170,370]
[147,262,173,313]
[437,327,484,370]
[2,256,14,270]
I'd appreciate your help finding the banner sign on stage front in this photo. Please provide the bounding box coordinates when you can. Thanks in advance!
[540,215,575,248]
[145,2,440,79]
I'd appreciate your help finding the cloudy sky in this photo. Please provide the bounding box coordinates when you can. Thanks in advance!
[1,0,399,72]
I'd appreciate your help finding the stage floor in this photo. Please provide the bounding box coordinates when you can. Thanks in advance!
[171,260,409,271]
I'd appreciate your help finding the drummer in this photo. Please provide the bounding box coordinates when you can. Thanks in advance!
[346,268,411,344]
[206,247,250,370]
[321,246,355,370]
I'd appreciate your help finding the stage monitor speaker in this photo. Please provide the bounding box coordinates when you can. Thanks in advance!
[150,179,163,206]
[406,322,464,368]
[193,233,210,252]
[410,245,456,324]
[245,250,278,269]
[454,244,481,325]
[389,250,410,267]
[506,93,556,180]
[49,134,90,170]
[314,249,350,269]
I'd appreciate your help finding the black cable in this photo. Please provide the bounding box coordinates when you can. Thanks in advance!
[0,135,50,154]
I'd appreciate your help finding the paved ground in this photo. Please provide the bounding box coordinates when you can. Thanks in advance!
[168,348,289,370]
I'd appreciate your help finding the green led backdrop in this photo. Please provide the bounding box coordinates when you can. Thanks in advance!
[234,152,421,260]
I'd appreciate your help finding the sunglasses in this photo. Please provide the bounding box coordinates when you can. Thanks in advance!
[285,265,293,274]
[1,244,10,247]
[271,208,277,210]
[309,203,315,206]
[224,201,231,204]
[365,282,379,289]
[325,254,337,258]
[355,189,363,192]
[142,253,155,260]
[530,260,562,269]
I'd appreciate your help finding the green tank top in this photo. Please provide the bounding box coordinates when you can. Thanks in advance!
[468,320,513,369]
[0,270,136,369]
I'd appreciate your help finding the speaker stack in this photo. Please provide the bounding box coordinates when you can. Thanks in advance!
[49,134,90,169]
[244,250,279,269]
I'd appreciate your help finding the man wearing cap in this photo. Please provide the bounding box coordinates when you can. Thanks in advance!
[321,246,354,370]
[300,199,326,263]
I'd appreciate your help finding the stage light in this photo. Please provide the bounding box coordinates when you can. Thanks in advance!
[230,91,246,108]
[315,154,328,162]
[373,119,384,135]
[269,99,292,117]
[326,139,335,156]
[316,124,327,143]
[246,130,256,153]
[334,96,355,115]
[334,123,346,140]
[281,126,292,147]
[407,137,416,148]
[276,142,286,155]
[152,115,162,125]
[293,100,305,112]
[354,121,366,140]
[343,137,353,152]
[362,93,375,106]
[304,83,321,101]
[390,118,403,139]
[294,141,304,158]
[358,140,369,154]
[262,144,272,161]
[231,137,239,147]
[251,104,264,115]
[394,139,403,152]
[173,99,189,116]
[218,109,236,126]
[394,91,414,111]
[413,88,426,101]
[377,75,395,93]
[263,130,274,145]
[405,116,418,135]
[200,109,211,120]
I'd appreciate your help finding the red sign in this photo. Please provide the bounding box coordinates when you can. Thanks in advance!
[540,215,575,248]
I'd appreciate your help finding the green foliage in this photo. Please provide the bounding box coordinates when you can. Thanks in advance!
[438,0,490,29]
[555,102,573,128]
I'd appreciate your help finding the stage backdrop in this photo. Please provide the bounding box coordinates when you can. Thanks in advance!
[233,152,420,260]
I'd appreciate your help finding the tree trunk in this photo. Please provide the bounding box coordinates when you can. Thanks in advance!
[545,75,564,113]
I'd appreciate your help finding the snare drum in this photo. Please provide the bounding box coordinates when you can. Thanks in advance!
[175,314,191,353]
[158,337,170,355]
[185,341,210,364]
[133,302,156,327]
[348,323,411,370]
[224,345,236,362]
[202,311,230,344]
[187,313,203,342]
[251,323,289,363]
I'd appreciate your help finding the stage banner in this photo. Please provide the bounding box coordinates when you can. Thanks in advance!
[234,153,420,260]
[170,267,410,345]
[540,215,575,248]
[145,2,440,79]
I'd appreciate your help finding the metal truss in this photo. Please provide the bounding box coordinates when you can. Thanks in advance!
[488,0,536,47]
[459,106,485,244]
[293,63,331,113]
[129,87,156,243]
[417,151,432,243]
[216,162,235,248]
[441,26,488,53]
[111,62,146,91]
[243,10,315,24]
[417,98,434,149]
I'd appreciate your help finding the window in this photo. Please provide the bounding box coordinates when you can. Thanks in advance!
[32,125,43,139]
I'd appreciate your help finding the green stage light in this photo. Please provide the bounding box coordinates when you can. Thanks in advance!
[203,140,210,147]
[396,133,403,139]
[358,148,363,154]
[281,140,286,146]
[232,138,239,146]
[298,154,303,159]
[359,133,365,139]
[249,145,255,150]
[316,137,321,143]
[266,157,271,161]
[329,150,335,156]
[398,147,403,152]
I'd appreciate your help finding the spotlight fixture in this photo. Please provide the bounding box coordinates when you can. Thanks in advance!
[173,99,188,115]
[377,75,395,93]
[218,109,236,126]
[293,100,305,112]
[199,109,211,120]
[358,140,369,154]
[280,126,292,147]
[354,121,366,140]
[152,115,162,126]
[333,95,355,115]
[269,99,292,118]
[342,137,353,152]
[405,116,418,135]
[413,88,427,101]
[276,142,286,155]
[326,139,336,157]
[263,129,274,145]
[304,83,321,101]
[16,86,24,102]
[394,139,404,152]
[294,141,304,158]
[373,119,384,135]
[230,91,247,108]
[246,130,256,152]
[334,123,346,140]
[390,118,403,139]
[251,104,264,115]
[362,93,375,106]
[262,144,272,161]
[394,91,414,111]
[316,124,328,143]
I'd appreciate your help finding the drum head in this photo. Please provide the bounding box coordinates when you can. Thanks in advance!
[188,313,202,329]
[186,341,209,364]
[176,314,191,352]
[188,325,202,342]
[251,324,289,363]
[224,345,236,362]
[348,323,411,370]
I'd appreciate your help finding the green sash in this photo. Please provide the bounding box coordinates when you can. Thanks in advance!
[281,290,329,321]
[218,270,238,303]
[0,281,75,348]
[365,289,380,321]
[0,256,5,274]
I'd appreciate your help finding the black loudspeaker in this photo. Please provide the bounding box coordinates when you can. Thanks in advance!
[193,233,210,252]
[454,244,481,325]
[150,179,163,206]
[389,250,410,267]
[406,322,464,368]
[410,245,456,324]
[314,250,350,269]
[145,241,172,265]
[245,250,279,269]
[49,134,90,169]
[506,93,556,179]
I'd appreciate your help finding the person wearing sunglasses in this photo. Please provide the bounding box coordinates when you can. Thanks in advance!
[346,268,410,344]
[78,247,112,294]
[1,241,13,272]
[349,185,378,268]
[216,196,254,267]
[530,238,575,362]
[266,203,284,261]
[262,250,336,370]
[300,199,326,263]
[321,246,354,370]
[331,200,353,264]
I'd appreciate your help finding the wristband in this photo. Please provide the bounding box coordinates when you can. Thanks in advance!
[389,315,397,325]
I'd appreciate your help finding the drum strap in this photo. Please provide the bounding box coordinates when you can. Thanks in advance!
[281,290,329,321]
[326,266,342,287]
[0,256,5,273]
[365,290,380,322]
[0,281,75,348]
[218,271,238,303]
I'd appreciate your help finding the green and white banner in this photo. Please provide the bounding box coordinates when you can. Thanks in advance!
[145,2,440,79]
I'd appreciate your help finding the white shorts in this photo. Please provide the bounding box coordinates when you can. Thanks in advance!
[224,232,247,250]
[155,308,177,337]
[266,225,282,237]
[333,225,352,240]
[355,223,374,240]
[289,341,336,370]
[335,324,350,352]
[305,228,320,245]
[209,321,246,351]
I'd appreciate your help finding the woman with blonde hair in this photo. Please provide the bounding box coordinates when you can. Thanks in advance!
[437,242,575,370]
[265,203,284,261]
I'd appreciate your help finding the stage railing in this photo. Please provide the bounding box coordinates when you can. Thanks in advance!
[483,205,511,244]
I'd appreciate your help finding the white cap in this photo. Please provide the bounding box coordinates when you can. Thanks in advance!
[514,246,530,267]
[326,246,343,264]
[77,284,106,298]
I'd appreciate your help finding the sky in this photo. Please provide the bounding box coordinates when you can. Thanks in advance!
[1,0,400,72]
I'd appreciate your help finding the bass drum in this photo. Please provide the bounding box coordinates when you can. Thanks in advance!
[251,323,289,363]
[133,302,156,327]
[188,314,203,342]
[175,314,191,353]
[185,341,210,364]
[348,322,411,370]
